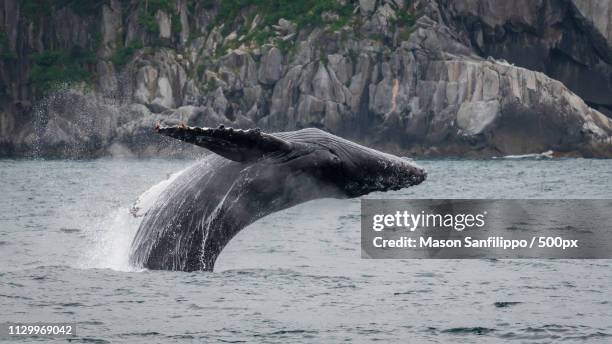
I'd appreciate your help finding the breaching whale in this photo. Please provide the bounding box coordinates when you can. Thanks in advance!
[129,125,426,271]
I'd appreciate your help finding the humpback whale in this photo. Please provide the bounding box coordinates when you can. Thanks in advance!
[129,125,426,271]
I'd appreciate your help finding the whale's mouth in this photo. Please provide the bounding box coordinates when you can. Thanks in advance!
[390,160,427,191]
[409,168,427,186]
[343,163,427,197]
[388,169,426,191]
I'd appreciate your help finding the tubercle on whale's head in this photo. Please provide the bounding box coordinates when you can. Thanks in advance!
[334,149,427,198]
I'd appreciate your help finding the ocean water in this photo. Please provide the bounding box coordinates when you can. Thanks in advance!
[1,158,611,343]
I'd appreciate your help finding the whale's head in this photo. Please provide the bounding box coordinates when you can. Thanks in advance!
[284,129,427,198]
[332,146,427,197]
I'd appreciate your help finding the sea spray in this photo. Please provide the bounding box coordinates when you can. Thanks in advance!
[82,168,187,271]
[85,207,143,271]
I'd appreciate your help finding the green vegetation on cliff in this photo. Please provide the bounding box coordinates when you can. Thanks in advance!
[137,0,176,34]
[216,0,352,30]
[20,0,107,20]
[14,0,419,96]
[0,31,16,61]
[29,46,95,95]
[211,0,354,56]
[111,43,144,68]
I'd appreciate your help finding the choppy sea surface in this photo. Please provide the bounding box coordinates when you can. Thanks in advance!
[1,158,611,343]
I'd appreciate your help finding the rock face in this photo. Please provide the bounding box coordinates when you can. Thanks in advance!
[444,0,612,116]
[0,0,611,157]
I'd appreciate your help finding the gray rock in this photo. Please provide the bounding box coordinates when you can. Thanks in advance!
[573,0,612,46]
[99,0,122,59]
[220,49,258,88]
[273,19,296,35]
[224,31,238,44]
[327,54,353,85]
[456,100,500,135]
[447,0,612,111]
[360,0,377,15]
[312,63,333,101]
[258,47,283,84]
[156,10,172,40]
[96,61,118,95]
[2,0,612,157]
[134,65,159,104]
[153,76,175,109]
[147,102,169,114]
[178,0,190,45]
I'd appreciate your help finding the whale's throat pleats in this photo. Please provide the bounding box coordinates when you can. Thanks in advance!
[129,156,241,271]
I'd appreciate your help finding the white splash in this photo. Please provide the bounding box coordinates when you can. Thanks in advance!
[82,169,186,271]
[130,169,185,217]
[495,150,554,160]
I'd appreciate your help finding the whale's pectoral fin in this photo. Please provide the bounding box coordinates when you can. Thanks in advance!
[155,124,292,162]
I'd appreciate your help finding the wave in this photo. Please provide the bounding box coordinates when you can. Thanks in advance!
[493,150,554,160]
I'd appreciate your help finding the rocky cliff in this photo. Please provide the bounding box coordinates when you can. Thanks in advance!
[1,0,611,158]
